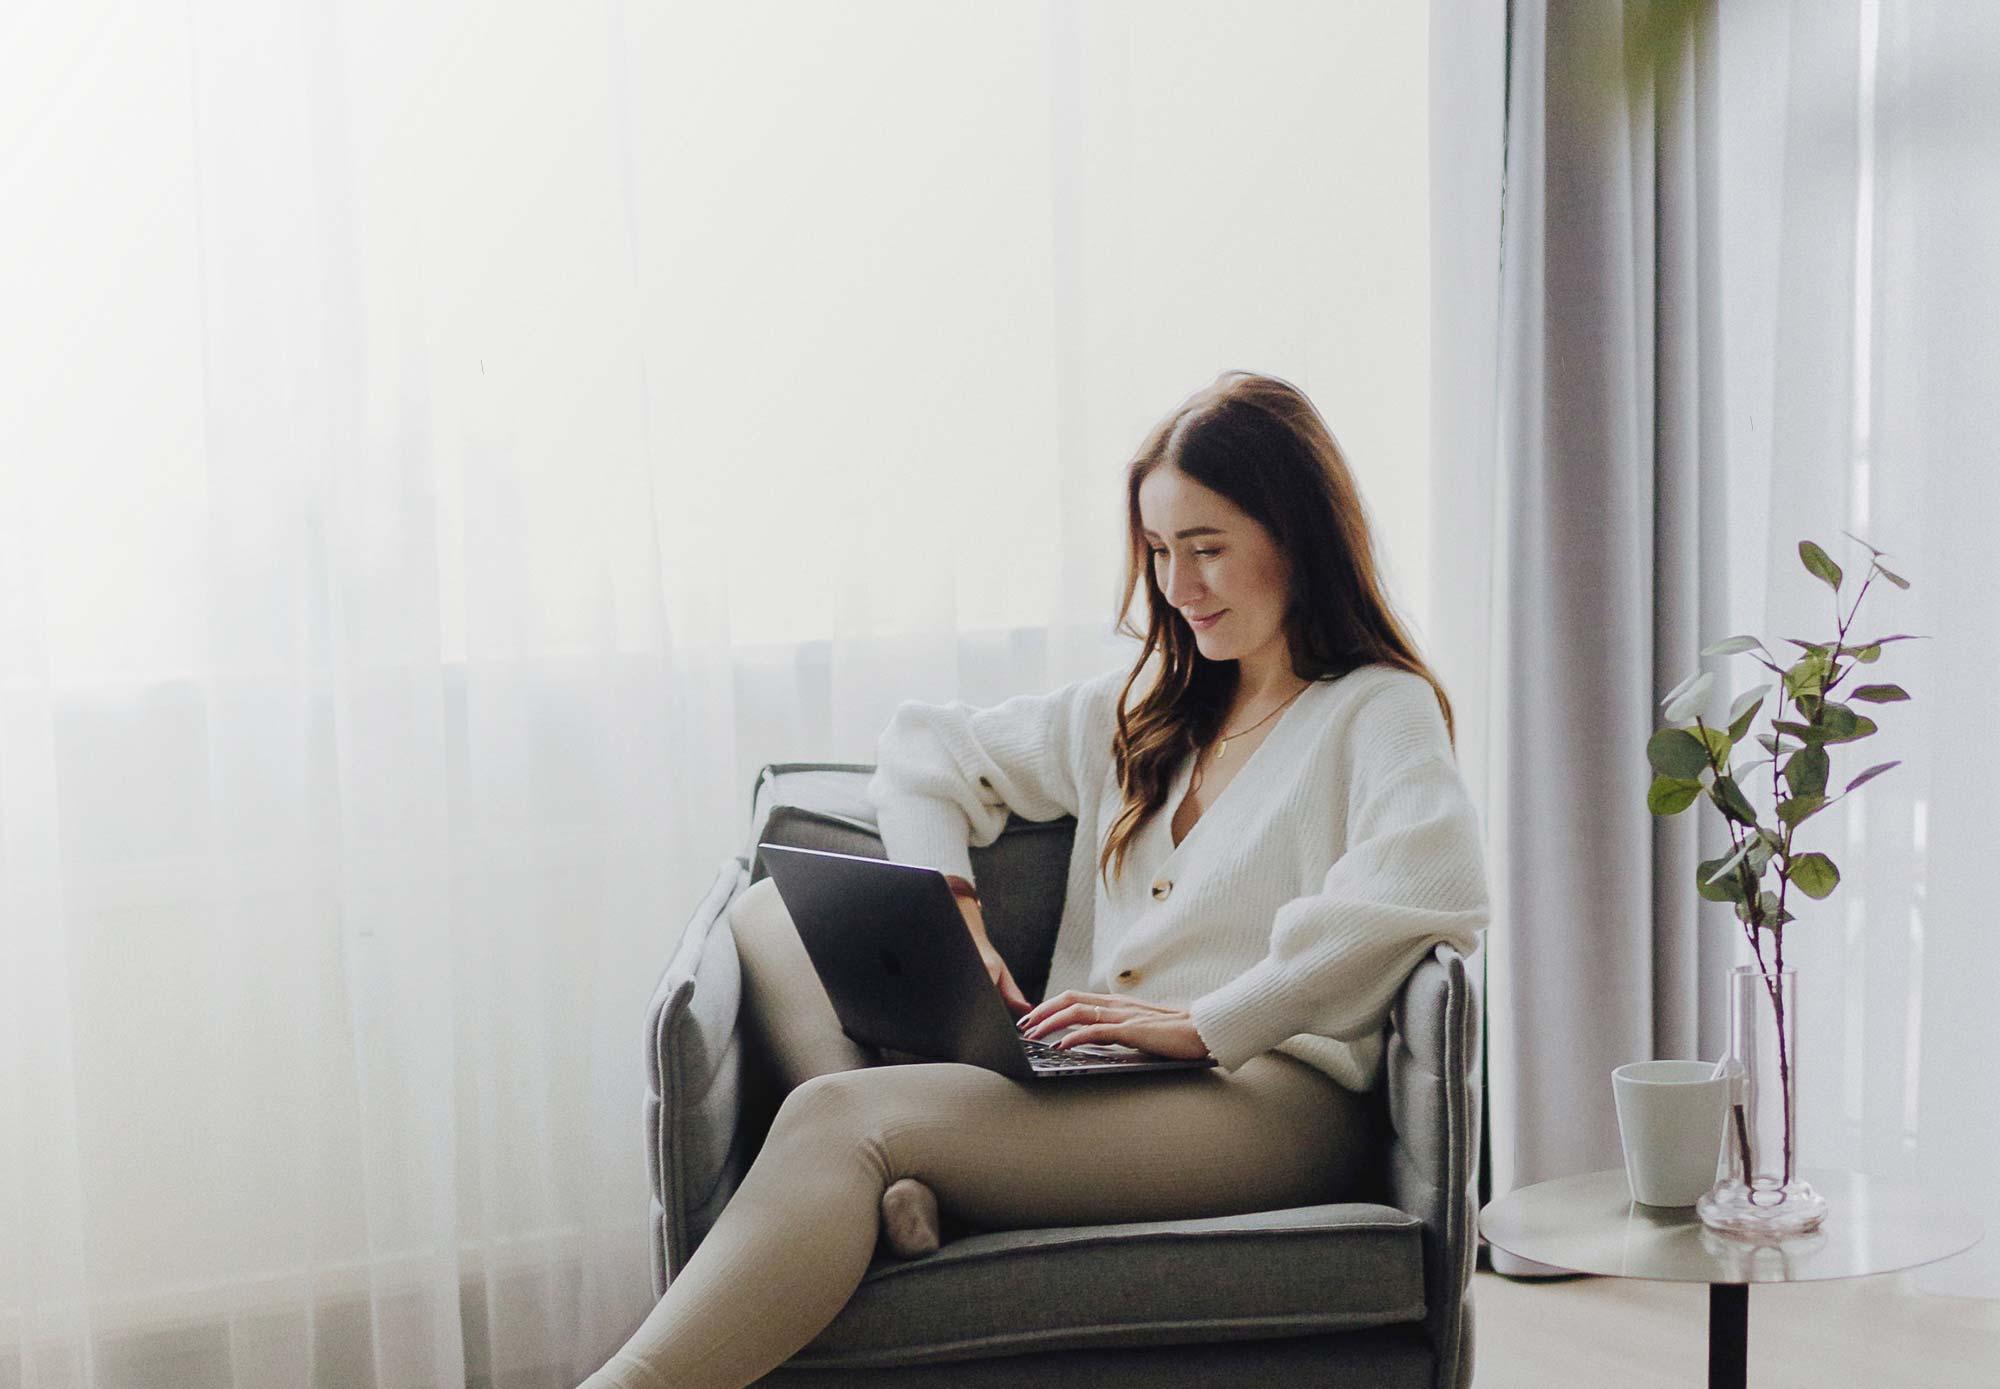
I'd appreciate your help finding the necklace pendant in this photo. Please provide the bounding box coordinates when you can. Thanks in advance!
[1214,739,1228,760]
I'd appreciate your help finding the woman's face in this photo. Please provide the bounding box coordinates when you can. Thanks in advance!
[1136,465,1293,670]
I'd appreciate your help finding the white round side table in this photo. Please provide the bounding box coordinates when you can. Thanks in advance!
[1480,1168,1982,1388]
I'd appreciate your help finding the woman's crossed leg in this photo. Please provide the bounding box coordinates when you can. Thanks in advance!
[582,1045,1371,1389]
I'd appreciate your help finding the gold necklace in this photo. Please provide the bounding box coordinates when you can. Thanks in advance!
[1210,680,1310,762]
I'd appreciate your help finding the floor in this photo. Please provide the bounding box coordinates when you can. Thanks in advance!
[1473,1269,2000,1387]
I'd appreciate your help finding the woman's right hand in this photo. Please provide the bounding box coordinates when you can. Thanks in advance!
[957,898,1031,1017]
[977,941,1033,1017]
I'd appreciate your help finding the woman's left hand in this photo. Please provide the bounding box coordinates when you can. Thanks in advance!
[1017,990,1212,1060]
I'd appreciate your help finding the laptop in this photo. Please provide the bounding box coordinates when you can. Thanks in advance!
[757,843,1216,1080]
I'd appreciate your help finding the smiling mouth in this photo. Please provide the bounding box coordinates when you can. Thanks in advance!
[1188,610,1227,625]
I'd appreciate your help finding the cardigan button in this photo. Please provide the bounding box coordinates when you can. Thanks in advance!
[1150,879,1173,901]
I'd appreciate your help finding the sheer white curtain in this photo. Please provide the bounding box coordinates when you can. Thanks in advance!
[0,3,1439,1384]
[1717,0,1999,1295]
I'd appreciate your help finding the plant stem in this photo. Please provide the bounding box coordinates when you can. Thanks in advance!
[1780,960,1794,1183]
[1842,569,1875,637]
[1752,558,1876,1198]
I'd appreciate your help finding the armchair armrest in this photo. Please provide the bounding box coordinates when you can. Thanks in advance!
[1384,942,1482,1389]
[647,855,755,1294]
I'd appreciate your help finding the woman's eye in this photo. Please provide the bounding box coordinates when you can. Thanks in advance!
[1194,549,1220,558]
[1149,548,1168,559]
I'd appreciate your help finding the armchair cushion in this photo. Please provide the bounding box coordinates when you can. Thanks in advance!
[790,1203,1426,1370]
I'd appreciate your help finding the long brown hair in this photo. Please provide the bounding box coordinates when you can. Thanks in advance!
[1099,370,1455,884]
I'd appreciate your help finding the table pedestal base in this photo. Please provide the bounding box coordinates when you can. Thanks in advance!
[1708,1283,1746,1389]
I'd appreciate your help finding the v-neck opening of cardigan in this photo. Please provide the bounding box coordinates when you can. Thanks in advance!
[1165,679,1322,852]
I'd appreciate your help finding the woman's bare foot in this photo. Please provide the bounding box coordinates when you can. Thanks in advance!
[879,1177,940,1259]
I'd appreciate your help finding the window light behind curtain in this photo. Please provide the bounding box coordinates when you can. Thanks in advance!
[1715,0,2000,1297]
[0,2,1436,1384]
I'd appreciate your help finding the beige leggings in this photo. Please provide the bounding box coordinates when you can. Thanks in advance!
[581,877,1374,1389]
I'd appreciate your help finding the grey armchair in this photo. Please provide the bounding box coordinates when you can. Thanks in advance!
[645,762,1481,1389]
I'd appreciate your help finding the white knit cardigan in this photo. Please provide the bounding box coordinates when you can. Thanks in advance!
[866,661,1490,1092]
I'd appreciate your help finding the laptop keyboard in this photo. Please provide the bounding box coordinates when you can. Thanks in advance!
[1020,1035,1144,1070]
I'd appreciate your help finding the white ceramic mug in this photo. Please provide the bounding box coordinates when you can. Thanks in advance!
[1611,1060,1731,1206]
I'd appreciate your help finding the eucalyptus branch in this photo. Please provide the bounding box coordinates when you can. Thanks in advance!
[1643,534,1917,1215]
[1841,567,1875,637]
[1646,534,1918,967]
[1822,572,1872,699]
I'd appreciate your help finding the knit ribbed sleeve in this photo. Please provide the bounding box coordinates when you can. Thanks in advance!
[865,669,1123,884]
[1186,682,1489,1072]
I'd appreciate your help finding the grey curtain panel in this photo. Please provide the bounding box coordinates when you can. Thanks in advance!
[1486,1,1736,1273]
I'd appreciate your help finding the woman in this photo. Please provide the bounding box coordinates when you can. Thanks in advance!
[582,370,1489,1388]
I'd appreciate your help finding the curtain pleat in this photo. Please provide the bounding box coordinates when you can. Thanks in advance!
[1482,2,1741,1272]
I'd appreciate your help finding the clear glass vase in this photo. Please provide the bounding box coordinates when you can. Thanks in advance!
[1697,964,1828,1238]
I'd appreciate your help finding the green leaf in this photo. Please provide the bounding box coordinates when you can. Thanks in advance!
[1648,775,1704,815]
[1851,644,1882,663]
[1728,695,1765,745]
[1747,834,1775,874]
[1710,775,1759,826]
[1702,635,1765,657]
[1785,638,1833,655]
[1778,794,1827,828]
[1849,634,1923,649]
[1697,854,1749,904]
[1772,719,1823,744]
[1662,667,1707,706]
[1849,684,1910,703]
[1647,728,1712,779]
[1810,702,1859,741]
[1822,708,1878,744]
[1841,529,1885,557]
[1663,671,1715,724]
[1695,725,1735,763]
[1756,733,1788,756]
[1799,540,1843,590]
[1729,684,1772,722]
[1790,852,1841,899]
[1874,565,1911,590]
[1783,654,1830,700]
[1784,744,1830,799]
[1843,760,1902,794]
[1750,890,1797,927]
[1705,836,1756,885]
